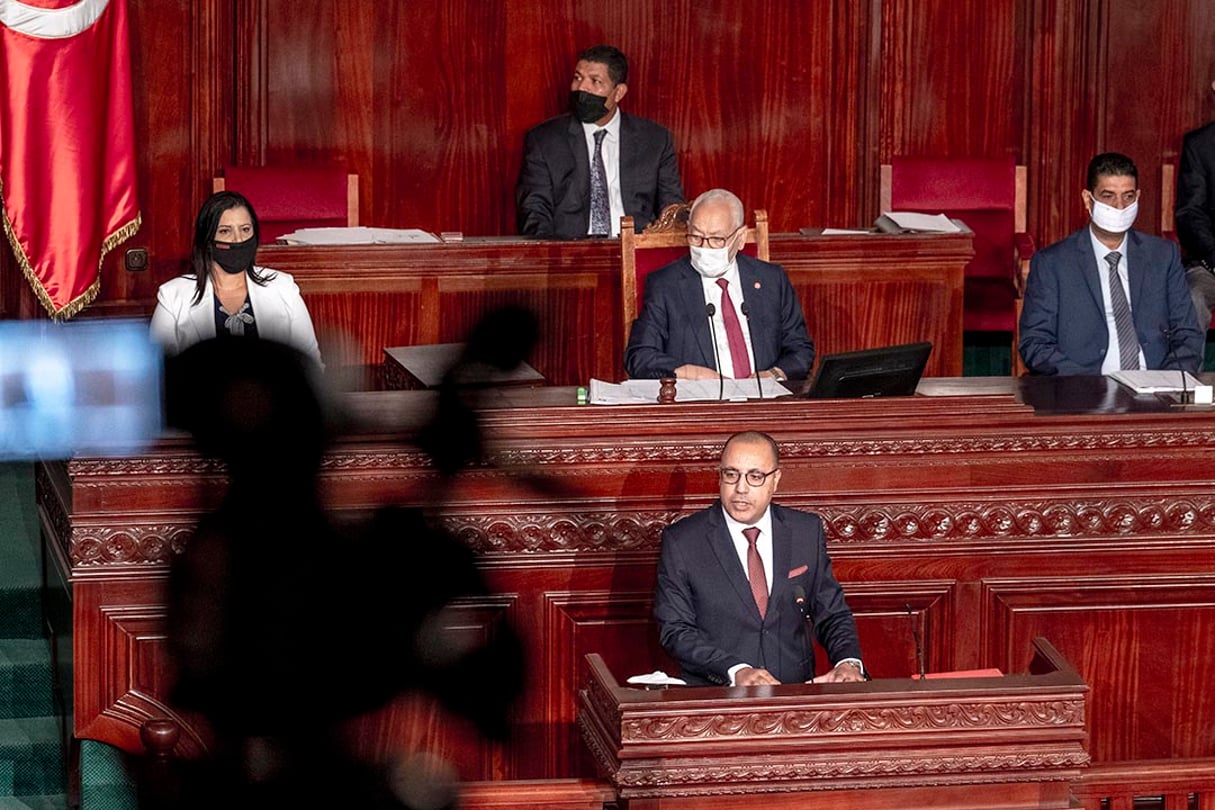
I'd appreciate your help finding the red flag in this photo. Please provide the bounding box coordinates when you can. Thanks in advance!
[0,0,141,319]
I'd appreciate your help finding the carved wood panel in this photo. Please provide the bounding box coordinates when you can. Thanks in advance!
[984,577,1215,761]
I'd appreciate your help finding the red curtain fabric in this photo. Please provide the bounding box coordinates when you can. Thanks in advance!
[0,0,141,318]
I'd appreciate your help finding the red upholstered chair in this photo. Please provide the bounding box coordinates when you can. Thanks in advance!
[213,166,359,242]
[880,157,1036,374]
[620,204,770,351]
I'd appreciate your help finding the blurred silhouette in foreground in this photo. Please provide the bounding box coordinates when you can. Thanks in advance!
[147,335,525,808]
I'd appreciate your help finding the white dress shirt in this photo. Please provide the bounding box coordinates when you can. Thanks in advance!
[699,262,757,377]
[581,108,624,236]
[1089,230,1146,373]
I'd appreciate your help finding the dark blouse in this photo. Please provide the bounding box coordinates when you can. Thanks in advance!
[213,293,259,340]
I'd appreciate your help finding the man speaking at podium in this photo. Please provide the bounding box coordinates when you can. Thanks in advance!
[654,432,864,687]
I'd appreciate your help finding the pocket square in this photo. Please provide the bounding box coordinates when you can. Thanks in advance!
[787,565,808,578]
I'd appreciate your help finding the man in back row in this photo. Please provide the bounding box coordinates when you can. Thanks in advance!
[1019,152,1203,375]
[516,45,684,239]
[624,188,815,381]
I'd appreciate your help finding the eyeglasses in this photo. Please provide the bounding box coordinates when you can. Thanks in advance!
[687,225,743,249]
[720,467,779,486]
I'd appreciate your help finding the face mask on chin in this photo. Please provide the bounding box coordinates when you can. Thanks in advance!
[569,90,610,124]
[1089,198,1139,234]
[211,236,258,275]
[689,245,733,278]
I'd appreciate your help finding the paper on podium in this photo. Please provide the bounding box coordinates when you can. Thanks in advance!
[1108,370,1212,402]
[878,212,962,233]
[589,378,794,404]
[278,226,441,245]
[626,671,687,687]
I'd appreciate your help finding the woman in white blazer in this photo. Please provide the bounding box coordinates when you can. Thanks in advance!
[150,191,323,368]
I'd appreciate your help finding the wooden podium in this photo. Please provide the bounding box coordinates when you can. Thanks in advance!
[578,638,1088,809]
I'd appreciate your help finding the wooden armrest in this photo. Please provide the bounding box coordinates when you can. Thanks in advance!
[1013,232,1036,260]
[1013,232,1036,295]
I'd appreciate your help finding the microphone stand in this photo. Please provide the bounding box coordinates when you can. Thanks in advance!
[1160,325,1189,404]
[793,586,817,682]
[907,603,926,680]
[705,302,724,401]
[740,301,764,400]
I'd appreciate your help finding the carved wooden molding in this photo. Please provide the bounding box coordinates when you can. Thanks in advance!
[620,699,1086,742]
[71,525,193,567]
[821,496,1215,543]
[611,751,1092,793]
[55,493,1215,567]
[64,425,1215,482]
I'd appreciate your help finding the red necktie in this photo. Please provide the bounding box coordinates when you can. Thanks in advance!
[743,526,767,619]
[716,278,752,378]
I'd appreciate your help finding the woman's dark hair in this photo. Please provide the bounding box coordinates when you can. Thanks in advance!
[189,191,275,305]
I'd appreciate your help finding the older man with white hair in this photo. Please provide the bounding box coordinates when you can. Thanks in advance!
[624,188,815,380]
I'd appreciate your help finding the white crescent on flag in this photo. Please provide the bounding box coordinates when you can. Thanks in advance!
[0,0,110,39]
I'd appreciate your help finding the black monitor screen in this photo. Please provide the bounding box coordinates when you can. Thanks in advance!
[804,342,932,399]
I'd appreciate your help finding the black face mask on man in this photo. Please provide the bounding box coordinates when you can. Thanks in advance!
[569,90,610,124]
[211,236,258,275]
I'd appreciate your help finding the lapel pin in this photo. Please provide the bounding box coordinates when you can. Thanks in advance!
[754,281,761,290]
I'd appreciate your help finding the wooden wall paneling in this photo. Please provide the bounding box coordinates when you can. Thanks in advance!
[1024,0,1101,247]
[824,0,884,230]
[878,0,1023,161]
[434,274,603,387]
[542,589,670,778]
[984,576,1215,762]
[1099,2,1215,240]
[840,581,957,680]
[304,289,427,371]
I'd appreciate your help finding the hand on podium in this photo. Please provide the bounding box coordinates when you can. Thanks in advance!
[735,666,781,686]
[674,363,720,380]
[811,660,866,683]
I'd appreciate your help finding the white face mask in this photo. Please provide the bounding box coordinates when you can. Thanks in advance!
[689,245,732,278]
[1089,198,1138,234]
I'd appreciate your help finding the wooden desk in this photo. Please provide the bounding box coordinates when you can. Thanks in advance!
[261,230,971,386]
[579,639,1088,809]
[382,343,545,390]
[37,381,1215,800]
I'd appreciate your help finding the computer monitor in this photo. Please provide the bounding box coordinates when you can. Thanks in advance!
[804,342,932,399]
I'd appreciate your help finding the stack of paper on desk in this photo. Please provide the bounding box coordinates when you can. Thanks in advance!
[588,378,794,404]
[876,212,962,233]
[1109,370,1212,402]
[278,226,441,245]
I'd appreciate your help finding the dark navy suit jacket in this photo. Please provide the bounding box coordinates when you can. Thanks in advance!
[515,111,684,238]
[1018,227,1203,375]
[624,253,815,379]
[653,502,862,686]
[1177,120,1215,267]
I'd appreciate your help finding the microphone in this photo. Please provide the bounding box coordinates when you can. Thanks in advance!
[705,302,724,401]
[793,585,817,681]
[1160,325,1188,402]
[907,603,926,680]
[740,301,764,401]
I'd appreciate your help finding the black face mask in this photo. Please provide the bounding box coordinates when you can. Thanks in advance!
[569,90,610,124]
[211,236,258,275]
